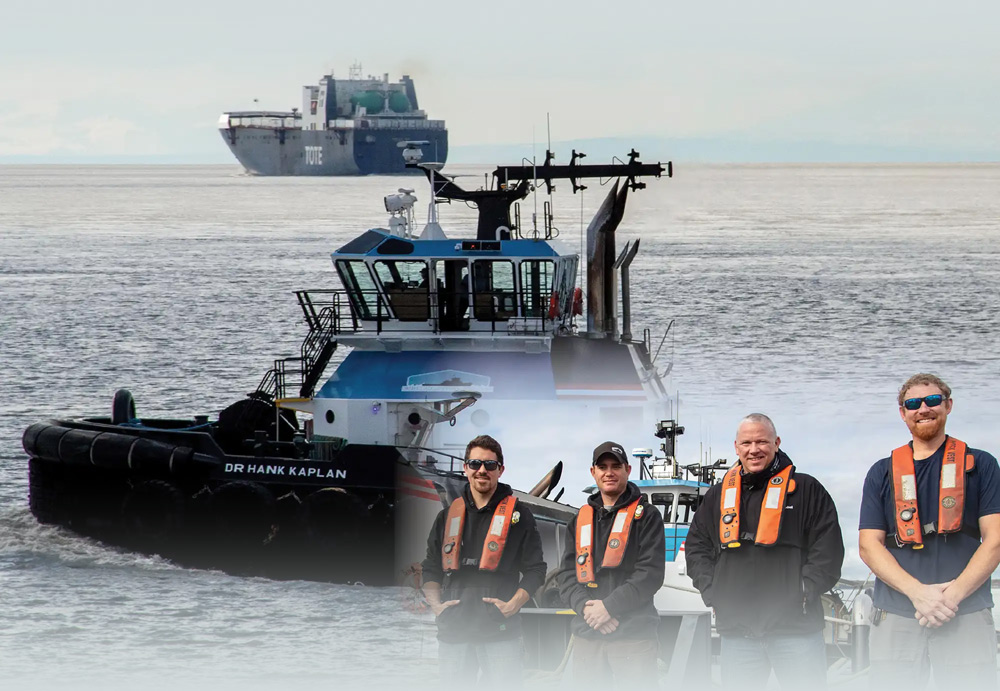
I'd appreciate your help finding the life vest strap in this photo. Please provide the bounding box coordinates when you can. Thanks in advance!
[442,498,466,572]
[718,466,743,549]
[601,499,641,568]
[576,504,596,585]
[479,495,517,571]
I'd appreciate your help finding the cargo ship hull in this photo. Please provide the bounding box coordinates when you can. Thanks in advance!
[219,125,449,176]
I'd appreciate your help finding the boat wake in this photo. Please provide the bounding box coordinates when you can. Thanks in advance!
[0,505,179,572]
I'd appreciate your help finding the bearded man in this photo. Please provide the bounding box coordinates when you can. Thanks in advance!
[859,373,1000,689]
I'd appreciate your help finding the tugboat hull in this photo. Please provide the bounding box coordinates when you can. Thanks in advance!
[23,414,573,585]
[24,417,423,583]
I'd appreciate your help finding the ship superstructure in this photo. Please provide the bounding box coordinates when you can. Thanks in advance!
[218,64,448,176]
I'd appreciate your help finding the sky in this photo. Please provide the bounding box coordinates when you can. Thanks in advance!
[2,1,999,162]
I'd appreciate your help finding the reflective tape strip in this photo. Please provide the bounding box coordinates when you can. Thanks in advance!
[580,524,592,548]
[723,487,737,510]
[448,516,462,537]
[611,511,628,533]
[765,486,782,510]
[941,464,957,490]
[490,515,506,536]
[901,474,917,501]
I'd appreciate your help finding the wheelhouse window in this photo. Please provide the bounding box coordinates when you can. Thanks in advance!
[472,260,516,322]
[676,493,701,523]
[554,258,579,317]
[519,260,555,319]
[335,260,379,320]
[373,260,430,321]
[650,493,674,522]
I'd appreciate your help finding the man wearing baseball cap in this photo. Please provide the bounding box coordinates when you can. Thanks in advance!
[557,440,665,686]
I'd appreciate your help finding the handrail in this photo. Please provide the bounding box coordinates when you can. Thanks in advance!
[294,287,570,336]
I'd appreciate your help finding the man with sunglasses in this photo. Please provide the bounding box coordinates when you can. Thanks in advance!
[685,414,844,690]
[556,441,665,686]
[421,434,545,688]
[860,373,1000,689]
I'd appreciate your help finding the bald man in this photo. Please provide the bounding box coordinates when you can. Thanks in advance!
[686,413,844,690]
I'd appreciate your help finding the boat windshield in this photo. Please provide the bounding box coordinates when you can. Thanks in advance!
[373,260,430,321]
[335,260,380,319]
[472,260,516,321]
[650,491,702,523]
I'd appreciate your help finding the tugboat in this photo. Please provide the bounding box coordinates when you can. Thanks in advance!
[22,145,674,585]
[218,63,448,176]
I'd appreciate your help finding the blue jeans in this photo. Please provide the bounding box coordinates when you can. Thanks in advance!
[437,637,523,689]
[720,630,827,690]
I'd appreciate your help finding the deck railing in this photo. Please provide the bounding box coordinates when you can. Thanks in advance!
[294,288,569,337]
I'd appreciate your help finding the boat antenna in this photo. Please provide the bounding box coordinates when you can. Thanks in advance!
[545,112,555,240]
[532,127,538,239]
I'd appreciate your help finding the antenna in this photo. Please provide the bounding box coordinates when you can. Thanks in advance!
[546,113,552,153]
[531,127,538,239]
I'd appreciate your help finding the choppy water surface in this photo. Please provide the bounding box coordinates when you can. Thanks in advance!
[2,163,999,688]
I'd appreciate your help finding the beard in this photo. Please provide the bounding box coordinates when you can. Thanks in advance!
[908,415,946,442]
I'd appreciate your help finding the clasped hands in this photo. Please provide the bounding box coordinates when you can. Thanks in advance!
[911,580,961,628]
[583,599,619,635]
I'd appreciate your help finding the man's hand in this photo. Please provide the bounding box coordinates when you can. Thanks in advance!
[909,582,957,627]
[429,599,459,617]
[596,617,620,635]
[482,588,530,619]
[583,599,613,629]
[483,596,521,618]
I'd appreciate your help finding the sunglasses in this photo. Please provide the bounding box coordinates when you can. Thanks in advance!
[902,394,946,411]
[465,460,502,471]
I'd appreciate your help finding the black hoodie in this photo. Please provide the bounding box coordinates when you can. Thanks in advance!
[685,450,844,636]
[557,481,665,640]
[421,482,546,642]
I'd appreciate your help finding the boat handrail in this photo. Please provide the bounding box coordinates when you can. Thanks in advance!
[399,445,467,475]
[295,288,571,337]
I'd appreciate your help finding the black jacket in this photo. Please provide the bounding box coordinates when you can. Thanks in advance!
[685,450,844,636]
[421,483,546,642]
[557,482,665,640]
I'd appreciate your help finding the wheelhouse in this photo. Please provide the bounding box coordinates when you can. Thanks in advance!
[332,230,579,334]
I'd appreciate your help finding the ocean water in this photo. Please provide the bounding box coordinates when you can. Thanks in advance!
[2,162,1000,688]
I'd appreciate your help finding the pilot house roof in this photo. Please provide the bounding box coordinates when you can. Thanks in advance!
[334,229,566,259]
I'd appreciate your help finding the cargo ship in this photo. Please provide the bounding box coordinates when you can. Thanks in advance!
[218,64,448,176]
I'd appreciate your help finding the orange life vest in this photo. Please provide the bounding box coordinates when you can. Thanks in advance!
[718,464,795,549]
[441,495,517,572]
[890,436,975,549]
[575,498,643,586]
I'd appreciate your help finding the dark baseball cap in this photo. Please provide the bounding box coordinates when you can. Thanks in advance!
[592,441,628,466]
